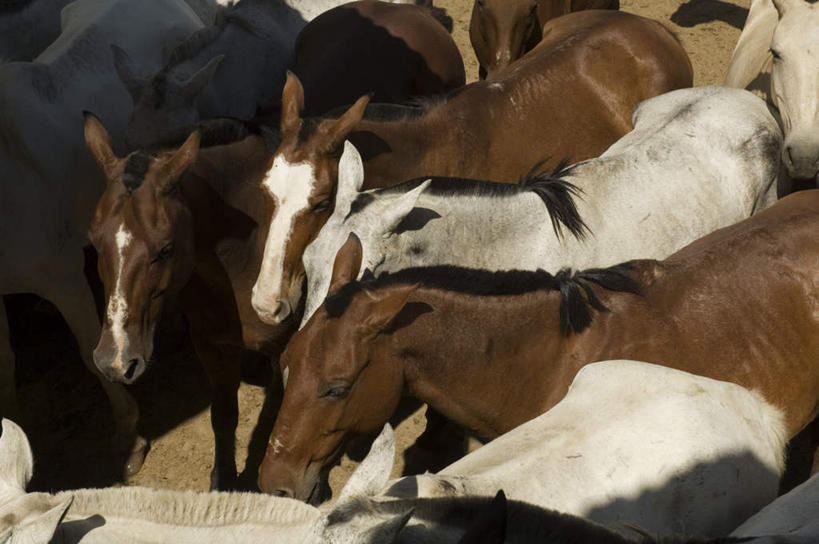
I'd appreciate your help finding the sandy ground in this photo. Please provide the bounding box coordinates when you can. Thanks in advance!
[8,0,754,499]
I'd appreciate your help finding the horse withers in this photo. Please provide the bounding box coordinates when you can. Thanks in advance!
[250,9,693,325]
[258,191,819,503]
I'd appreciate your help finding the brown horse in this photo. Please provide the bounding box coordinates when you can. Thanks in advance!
[251,9,692,324]
[83,115,294,489]
[292,0,465,116]
[470,0,620,79]
[257,190,819,500]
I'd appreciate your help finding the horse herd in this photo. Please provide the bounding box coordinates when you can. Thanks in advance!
[1,0,819,541]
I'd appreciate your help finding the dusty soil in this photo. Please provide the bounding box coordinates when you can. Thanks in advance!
[8,0,752,499]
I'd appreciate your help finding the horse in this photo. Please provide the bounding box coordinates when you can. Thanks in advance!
[0,0,203,479]
[724,0,819,189]
[251,10,693,325]
[257,190,819,502]
[0,0,224,63]
[299,86,781,323]
[82,116,298,489]
[469,0,619,79]
[117,0,425,150]
[298,425,770,544]
[380,360,785,537]
[0,418,321,543]
[291,0,465,116]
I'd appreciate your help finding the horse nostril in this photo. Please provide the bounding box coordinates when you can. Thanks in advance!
[273,301,290,321]
[271,488,293,498]
[124,358,140,381]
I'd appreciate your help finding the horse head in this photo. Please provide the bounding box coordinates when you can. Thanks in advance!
[251,73,369,325]
[84,113,200,384]
[257,234,415,500]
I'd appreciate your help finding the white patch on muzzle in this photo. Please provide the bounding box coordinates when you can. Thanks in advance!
[253,157,316,320]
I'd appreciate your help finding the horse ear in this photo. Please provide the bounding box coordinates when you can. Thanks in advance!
[724,0,778,88]
[381,180,431,234]
[338,424,396,502]
[111,45,147,101]
[0,419,34,494]
[83,111,119,179]
[363,283,417,332]
[179,55,224,103]
[457,490,508,544]
[281,71,305,138]
[322,94,370,153]
[337,141,365,210]
[157,130,200,193]
[328,233,363,296]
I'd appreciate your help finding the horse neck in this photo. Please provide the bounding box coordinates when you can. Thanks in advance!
[351,93,498,186]
[375,190,567,274]
[388,287,576,438]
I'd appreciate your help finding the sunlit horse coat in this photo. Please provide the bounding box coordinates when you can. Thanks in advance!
[300,86,781,323]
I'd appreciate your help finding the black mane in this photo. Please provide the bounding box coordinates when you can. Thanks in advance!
[323,263,641,336]
[348,160,587,240]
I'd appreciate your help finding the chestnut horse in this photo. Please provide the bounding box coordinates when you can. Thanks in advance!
[251,9,693,324]
[83,116,294,489]
[292,0,465,116]
[258,190,819,500]
[470,0,619,79]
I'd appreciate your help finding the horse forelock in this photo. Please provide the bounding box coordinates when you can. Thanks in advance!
[122,151,153,193]
[322,263,642,335]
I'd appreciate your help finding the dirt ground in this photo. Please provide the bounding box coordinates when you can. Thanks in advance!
[8,0,753,499]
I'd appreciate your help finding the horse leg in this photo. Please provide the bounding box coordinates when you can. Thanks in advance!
[0,300,21,423]
[189,334,241,491]
[45,275,147,477]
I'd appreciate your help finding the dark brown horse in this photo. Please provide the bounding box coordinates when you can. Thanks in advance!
[83,115,294,489]
[292,0,465,116]
[470,0,620,79]
[251,9,692,324]
[258,190,819,500]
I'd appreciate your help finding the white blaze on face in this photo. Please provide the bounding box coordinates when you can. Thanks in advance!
[253,156,316,315]
[108,223,133,370]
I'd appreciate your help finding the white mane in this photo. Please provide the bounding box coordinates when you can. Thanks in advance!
[54,487,318,527]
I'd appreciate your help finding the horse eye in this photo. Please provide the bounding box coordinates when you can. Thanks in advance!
[154,243,174,263]
[770,48,782,61]
[312,198,331,212]
[323,385,351,399]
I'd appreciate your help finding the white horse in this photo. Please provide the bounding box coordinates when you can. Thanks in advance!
[0,0,203,476]
[118,0,430,149]
[300,86,781,324]
[725,0,819,186]
[303,361,786,541]
[0,419,320,544]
